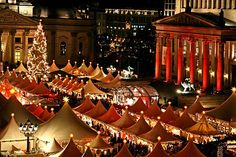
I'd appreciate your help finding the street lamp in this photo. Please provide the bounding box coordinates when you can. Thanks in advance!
[19,119,38,153]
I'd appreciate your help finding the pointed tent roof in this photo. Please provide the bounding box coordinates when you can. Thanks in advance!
[69,81,84,92]
[160,104,178,124]
[74,97,95,114]
[86,62,94,75]
[44,138,63,153]
[8,70,17,83]
[11,74,23,86]
[97,73,121,89]
[186,114,219,135]
[88,134,111,149]
[51,138,82,157]
[114,142,133,157]
[99,71,114,83]
[61,60,73,74]
[0,92,7,107]
[49,60,60,73]
[140,121,178,143]
[0,114,25,141]
[0,67,11,80]
[144,100,162,118]
[90,64,100,77]
[170,109,196,130]
[206,91,236,121]
[59,77,70,88]
[81,147,94,157]
[187,96,205,114]
[84,79,105,95]
[15,62,28,73]
[174,139,206,157]
[79,60,88,74]
[92,67,106,80]
[64,79,76,90]
[22,79,37,92]
[39,108,52,121]
[30,81,53,95]
[35,102,97,142]
[125,115,152,135]
[111,110,136,129]
[96,105,121,123]
[146,141,171,157]
[85,100,107,118]
[0,95,42,127]
[16,77,30,89]
[128,97,148,113]
[51,76,60,85]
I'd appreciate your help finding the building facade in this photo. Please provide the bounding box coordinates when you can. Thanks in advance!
[153,10,236,91]
[0,0,95,66]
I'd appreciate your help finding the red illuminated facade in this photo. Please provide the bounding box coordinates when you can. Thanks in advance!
[153,11,236,91]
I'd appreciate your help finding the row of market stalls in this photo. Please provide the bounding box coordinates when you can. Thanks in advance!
[0,92,209,157]
[74,96,225,146]
[0,85,235,156]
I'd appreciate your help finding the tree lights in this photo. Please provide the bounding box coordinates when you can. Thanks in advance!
[27,19,49,82]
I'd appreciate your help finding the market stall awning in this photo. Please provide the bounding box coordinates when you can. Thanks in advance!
[160,104,178,124]
[44,138,62,153]
[145,140,171,157]
[111,110,136,129]
[187,96,205,115]
[88,134,111,149]
[139,121,178,143]
[74,97,95,114]
[35,102,97,142]
[144,100,162,118]
[85,100,107,118]
[96,105,121,123]
[114,142,133,157]
[128,97,148,113]
[125,115,152,135]
[174,139,206,157]
[186,114,219,135]
[170,109,196,130]
[49,60,60,73]
[206,91,236,122]
[51,138,82,157]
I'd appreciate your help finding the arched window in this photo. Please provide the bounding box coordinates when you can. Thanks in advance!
[60,41,66,55]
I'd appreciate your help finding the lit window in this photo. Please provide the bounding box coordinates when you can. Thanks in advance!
[60,42,66,55]
[15,46,21,63]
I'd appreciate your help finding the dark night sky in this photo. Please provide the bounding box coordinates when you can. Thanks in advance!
[32,0,164,10]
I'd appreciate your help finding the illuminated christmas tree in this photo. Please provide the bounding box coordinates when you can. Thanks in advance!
[27,19,49,82]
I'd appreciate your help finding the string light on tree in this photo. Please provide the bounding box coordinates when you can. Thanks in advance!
[27,19,49,82]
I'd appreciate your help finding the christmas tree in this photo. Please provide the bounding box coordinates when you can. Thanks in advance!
[27,19,49,82]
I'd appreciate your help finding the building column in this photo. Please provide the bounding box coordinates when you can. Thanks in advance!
[0,31,2,62]
[165,36,171,82]
[70,32,78,63]
[177,36,183,85]
[155,35,162,79]
[233,0,236,8]
[202,40,209,89]
[23,29,29,63]
[198,0,201,8]
[190,38,196,84]
[51,31,56,61]
[216,41,224,92]
[10,30,16,63]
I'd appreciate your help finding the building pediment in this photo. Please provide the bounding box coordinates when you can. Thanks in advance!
[0,8,37,26]
[154,12,219,28]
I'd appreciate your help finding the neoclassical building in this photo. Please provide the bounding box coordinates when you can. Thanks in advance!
[153,8,236,91]
[0,0,95,66]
